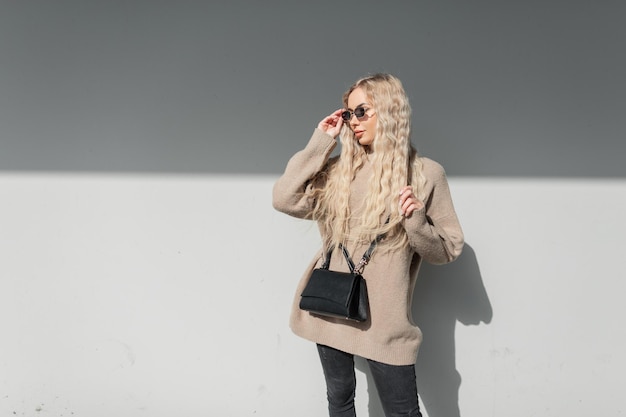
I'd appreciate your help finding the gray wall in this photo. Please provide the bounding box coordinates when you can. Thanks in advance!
[1,0,624,177]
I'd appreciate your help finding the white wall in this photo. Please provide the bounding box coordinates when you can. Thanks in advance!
[1,174,624,417]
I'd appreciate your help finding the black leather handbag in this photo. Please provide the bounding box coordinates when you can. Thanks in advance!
[299,234,384,322]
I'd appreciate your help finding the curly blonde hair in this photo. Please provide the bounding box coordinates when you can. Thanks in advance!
[311,73,426,252]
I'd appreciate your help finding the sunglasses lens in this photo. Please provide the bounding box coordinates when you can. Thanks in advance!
[341,107,368,121]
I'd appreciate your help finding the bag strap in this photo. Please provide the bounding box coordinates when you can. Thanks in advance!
[322,217,389,275]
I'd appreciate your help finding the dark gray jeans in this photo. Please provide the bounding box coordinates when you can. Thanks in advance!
[317,344,423,417]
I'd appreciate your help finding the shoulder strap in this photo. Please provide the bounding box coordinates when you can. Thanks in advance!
[322,216,390,275]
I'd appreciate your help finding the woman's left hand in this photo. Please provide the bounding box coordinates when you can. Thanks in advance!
[399,186,424,217]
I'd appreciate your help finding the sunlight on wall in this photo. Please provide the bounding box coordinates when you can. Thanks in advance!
[1,173,624,417]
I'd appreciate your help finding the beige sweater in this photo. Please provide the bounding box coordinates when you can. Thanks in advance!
[272,129,464,365]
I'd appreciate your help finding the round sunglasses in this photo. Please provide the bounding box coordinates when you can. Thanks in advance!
[341,106,371,121]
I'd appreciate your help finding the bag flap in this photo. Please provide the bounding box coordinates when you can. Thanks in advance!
[301,269,359,307]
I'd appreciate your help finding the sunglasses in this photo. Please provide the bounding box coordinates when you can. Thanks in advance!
[341,106,371,121]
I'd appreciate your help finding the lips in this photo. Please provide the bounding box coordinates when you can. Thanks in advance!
[354,130,364,138]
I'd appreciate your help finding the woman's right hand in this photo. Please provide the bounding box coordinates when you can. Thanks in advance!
[317,109,344,138]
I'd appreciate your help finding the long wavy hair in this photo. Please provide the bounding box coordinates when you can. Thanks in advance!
[311,73,426,252]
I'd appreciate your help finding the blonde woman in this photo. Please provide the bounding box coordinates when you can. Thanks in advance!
[273,73,464,417]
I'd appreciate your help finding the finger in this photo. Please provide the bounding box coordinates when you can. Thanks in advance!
[398,187,413,205]
[401,195,423,214]
[330,113,343,126]
[318,116,337,131]
[329,125,343,138]
[399,197,411,216]
[400,198,413,212]
[319,109,345,129]
[406,203,419,217]
[399,186,413,199]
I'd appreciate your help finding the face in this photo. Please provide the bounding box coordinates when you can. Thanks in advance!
[345,87,377,147]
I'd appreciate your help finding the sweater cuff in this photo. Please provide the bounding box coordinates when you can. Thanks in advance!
[307,128,337,155]
[403,206,428,229]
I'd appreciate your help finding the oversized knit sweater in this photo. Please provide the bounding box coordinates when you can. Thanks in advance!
[272,129,464,366]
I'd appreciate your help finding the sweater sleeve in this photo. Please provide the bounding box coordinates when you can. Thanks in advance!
[403,158,464,265]
[272,128,337,219]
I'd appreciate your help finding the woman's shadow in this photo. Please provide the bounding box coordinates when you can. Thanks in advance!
[355,244,492,417]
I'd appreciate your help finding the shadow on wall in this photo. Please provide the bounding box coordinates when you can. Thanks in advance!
[355,244,492,417]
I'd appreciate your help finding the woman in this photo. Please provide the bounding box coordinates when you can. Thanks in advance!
[272,73,464,417]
